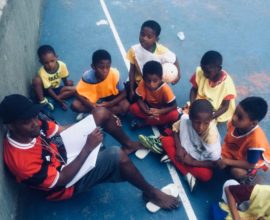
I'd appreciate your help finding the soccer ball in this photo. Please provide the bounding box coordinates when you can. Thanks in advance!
[162,63,178,83]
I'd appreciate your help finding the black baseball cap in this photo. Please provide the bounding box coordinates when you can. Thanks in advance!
[0,94,43,124]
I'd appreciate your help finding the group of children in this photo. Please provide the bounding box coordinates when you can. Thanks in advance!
[32,19,270,218]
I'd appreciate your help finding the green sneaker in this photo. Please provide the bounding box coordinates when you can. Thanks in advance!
[138,135,163,154]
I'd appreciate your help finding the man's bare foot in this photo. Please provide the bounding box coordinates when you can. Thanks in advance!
[144,188,180,210]
[122,141,144,155]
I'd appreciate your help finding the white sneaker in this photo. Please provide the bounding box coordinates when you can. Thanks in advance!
[40,98,54,111]
[185,173,196,192]
[76,113,86,121]
[160,155,171,163]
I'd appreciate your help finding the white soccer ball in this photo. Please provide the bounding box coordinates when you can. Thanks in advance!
[162,63,178,83]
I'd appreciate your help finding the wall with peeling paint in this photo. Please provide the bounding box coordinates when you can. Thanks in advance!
[0,0,43,219]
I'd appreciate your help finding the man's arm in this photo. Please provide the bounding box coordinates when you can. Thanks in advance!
[55,128,102,187]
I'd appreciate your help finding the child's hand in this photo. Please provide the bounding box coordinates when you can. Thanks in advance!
[175,147,187,162]
[182,154,194,165]
[84,128,103,152]
[215,158,227,169]
[149,108,161,117]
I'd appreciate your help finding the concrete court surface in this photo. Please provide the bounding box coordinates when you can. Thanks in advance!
[18,1,270,220]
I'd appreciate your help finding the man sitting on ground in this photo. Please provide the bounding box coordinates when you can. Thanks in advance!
[0,94,179,210]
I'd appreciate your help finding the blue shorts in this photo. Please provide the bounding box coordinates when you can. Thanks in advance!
[44,86,63,95]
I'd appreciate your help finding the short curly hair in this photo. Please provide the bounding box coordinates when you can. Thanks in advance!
[239,97,268,122]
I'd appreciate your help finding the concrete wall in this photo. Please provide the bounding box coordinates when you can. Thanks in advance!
[0,0,43,219]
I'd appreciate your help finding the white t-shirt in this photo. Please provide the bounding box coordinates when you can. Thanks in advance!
[174,114,221,161]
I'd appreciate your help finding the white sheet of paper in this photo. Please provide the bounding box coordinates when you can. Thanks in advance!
[60,115,101,187]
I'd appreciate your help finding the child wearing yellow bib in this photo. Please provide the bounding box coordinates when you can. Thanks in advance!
[71,50,129,117]
[190,51,236,123]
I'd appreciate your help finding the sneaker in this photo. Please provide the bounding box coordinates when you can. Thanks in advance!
[76,113,87,121]
[40,98,54,111]
[160,154,171,163]
[185,173,196,192]
[138,135,163,154]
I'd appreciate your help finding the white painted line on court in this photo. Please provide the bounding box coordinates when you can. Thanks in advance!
[100,1,196,219]
[167,163,197,220]
[100,0,129,69]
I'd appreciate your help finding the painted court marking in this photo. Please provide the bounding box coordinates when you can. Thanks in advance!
[99,0,197,219]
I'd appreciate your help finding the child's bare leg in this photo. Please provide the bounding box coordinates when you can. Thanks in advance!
[58,86,76,99]
[108,99,130,115]
[71,98,90,113]
[230,167,248,180]
[32,76,45,102]
[92,107,143,154]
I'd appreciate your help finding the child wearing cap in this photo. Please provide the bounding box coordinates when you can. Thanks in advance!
[0,94,180,210]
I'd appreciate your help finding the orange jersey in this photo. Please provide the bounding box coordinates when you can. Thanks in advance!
[76,68,120,104]
[222,121,270,168]
[136,81,176,108]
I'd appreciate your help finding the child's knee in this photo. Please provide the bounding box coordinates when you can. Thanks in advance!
[92,107,111,123]
[121,99,130,113]
[198,169,213,182]
[32,76,42,87]
[230,167,248,179]
[71,99,84,112]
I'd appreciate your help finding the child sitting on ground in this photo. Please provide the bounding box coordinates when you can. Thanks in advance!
[139,99,221,191]
[189,50,236,123]
[32,45,76,111]
[216,97,270,185]
[219,180,270,220]
[126,20,181,102]
[71,49,129,119]
[129,60,179,129]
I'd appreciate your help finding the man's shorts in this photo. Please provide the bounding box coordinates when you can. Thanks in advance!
[73,146,122,195]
